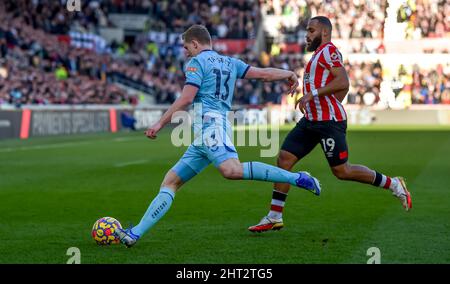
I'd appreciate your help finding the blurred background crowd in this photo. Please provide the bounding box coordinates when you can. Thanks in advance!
[0,0,448,108]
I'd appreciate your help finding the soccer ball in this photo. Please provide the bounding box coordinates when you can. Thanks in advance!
[92,217,122,245]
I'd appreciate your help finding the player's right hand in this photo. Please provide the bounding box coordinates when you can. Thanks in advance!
[145,122,162,139]
[295,92,313,114]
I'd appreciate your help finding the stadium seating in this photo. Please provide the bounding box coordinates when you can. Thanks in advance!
[0,0,448,107]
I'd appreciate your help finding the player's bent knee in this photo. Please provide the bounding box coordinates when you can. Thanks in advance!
[218,163,242,180]
[220,167,241,180]
[218,159,243,180]
[277,158,293,170]
[334,171,347,180]
[161,170,184,191]
[332,165,350,180]
[277,151,297,170]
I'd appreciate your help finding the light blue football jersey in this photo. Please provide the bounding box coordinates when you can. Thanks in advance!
[171,50,250,182]
[184,49,250,125]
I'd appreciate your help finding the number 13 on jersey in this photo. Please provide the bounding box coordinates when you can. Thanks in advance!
[213,68,231,101]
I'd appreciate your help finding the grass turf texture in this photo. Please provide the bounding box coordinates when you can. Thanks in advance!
[1,126,449,264]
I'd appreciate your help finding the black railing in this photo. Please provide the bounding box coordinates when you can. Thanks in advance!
[108,72,155,96]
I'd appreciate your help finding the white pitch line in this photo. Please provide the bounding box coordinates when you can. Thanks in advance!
[0,141,92,153]
[114,159,148,168]
[0,135,140,153]
[113,137,142,142]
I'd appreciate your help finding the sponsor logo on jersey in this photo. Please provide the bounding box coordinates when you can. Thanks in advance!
[339,151,348,159]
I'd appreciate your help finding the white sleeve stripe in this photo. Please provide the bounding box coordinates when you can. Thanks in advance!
[271,199,285,207]
[323,45,342,67]
[380,175,387,187]
[323,46,333,67]
[314,96,322,121]
[324,96,337,121]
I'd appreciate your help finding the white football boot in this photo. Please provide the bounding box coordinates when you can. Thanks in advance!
[248,216,284,233]
[391,177,412,212]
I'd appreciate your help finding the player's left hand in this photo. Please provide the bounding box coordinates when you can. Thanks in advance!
[145,122,162,139]
[295,92,313,114]
[287,72,299,96]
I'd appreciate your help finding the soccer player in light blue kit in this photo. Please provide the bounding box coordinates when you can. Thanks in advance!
[115,25,321,247]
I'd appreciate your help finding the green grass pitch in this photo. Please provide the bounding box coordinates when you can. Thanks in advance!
[1,126,449,264]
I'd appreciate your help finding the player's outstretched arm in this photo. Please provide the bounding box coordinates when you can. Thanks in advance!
[145,85,198,139]
[244,67,299,96]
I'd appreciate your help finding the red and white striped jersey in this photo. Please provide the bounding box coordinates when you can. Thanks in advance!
[302,42,347,122]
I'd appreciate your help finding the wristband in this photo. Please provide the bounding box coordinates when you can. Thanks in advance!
[312,89,319,97]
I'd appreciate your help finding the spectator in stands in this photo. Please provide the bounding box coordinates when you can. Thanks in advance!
[0,0,448,108]
[399,0,450,39]
[262,0,387,40]
[262,83,280,104]
[410,64,450,104]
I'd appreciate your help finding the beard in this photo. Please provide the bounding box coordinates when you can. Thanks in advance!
[306,36,322,52]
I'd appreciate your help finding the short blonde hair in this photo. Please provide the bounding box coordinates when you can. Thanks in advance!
[182,25,211,45]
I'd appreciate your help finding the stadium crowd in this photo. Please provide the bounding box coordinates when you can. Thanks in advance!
[345,62,450,106]
[263,0,387,39]
[0,9,135,106]
[144,0,260,39]
[3,0,111,35]
[398,0,450,39]
[0,0,449,107]
[408,64,450,104]
[346,60,383,105]
[4,0,260,39]
[0,0,261,106]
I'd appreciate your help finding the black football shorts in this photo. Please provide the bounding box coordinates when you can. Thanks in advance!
[281,117,348,167]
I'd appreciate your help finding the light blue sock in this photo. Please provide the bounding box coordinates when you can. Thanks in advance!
[242,162,299,186]
[131,187,175,237]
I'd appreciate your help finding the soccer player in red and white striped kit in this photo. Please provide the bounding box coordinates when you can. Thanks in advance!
[249,16,412,233]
